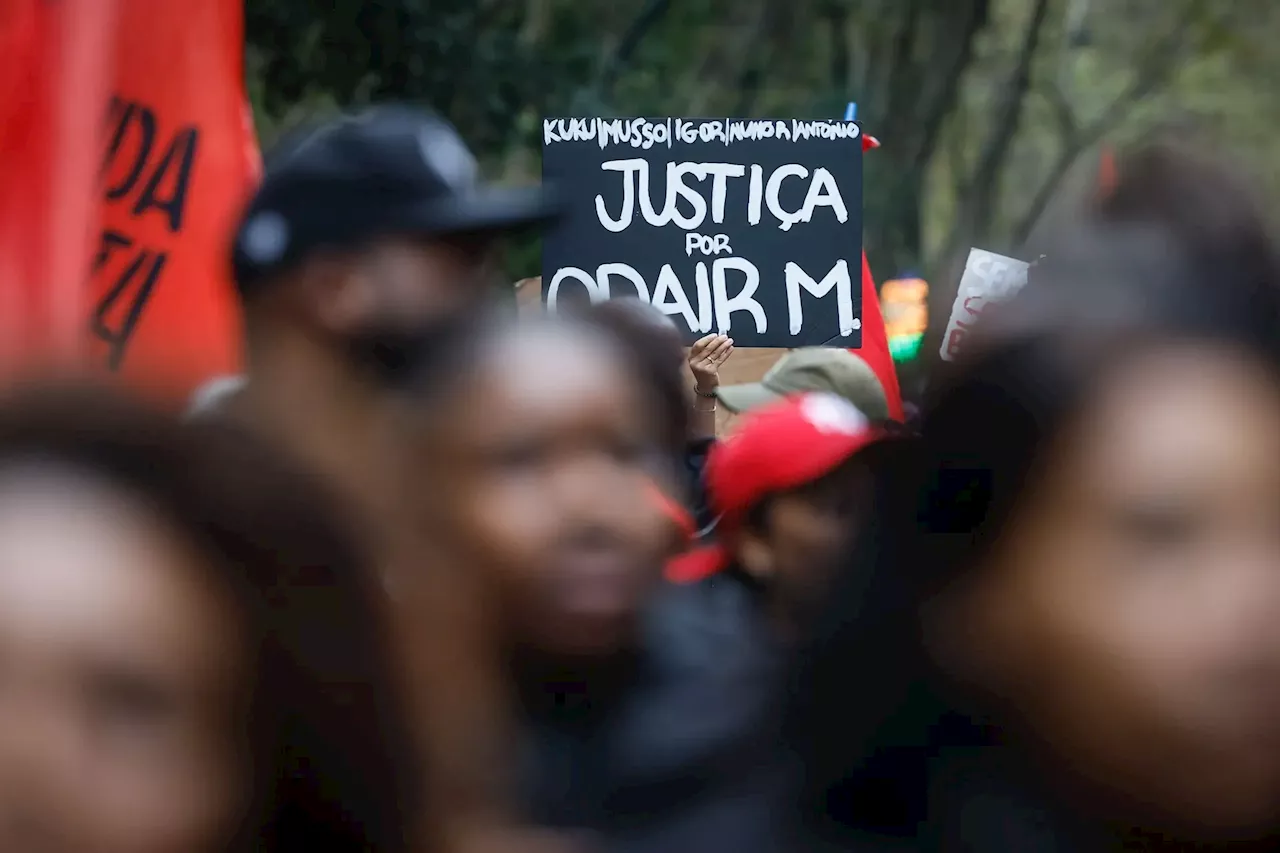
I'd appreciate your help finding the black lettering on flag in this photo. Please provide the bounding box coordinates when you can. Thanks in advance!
[92,247,167,370]
[91,95,200,369]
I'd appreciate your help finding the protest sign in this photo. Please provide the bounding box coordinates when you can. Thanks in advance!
[541,117,863,347]
[940,248,1031,361]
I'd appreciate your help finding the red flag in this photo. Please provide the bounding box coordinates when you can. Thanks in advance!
[856,251,903,420]
[0,0,116,374]
[92,0,260,402]
[1,0,257,402]
[854,129,903,420]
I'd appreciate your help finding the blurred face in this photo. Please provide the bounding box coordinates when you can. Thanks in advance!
[413,326,668,659]
[0,468,247,853]
[740,459,873,621]
[356,234,497,326]
[953,345,1280,838]
[339,234,499,383]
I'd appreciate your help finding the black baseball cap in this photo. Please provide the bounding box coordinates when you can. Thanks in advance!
[232,105,559,293]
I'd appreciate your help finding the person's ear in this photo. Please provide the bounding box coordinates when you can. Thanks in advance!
[303,253,374,334]
[737,528,776,581]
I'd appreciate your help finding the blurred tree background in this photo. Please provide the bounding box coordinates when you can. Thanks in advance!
[244,0,1278,307]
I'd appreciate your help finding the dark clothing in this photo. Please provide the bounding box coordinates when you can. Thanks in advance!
[800,730,1088,851]
[682,437,717,537]
[796,706,1280,851]
[518,574,788,853]
[801,738,1153,851]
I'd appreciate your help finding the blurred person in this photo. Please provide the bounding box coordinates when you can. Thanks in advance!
[666,393,886,640]
[395,312,785,853]
[219,107,560,853]
[583,298,733,542]
[787,146,1280,850]
[0,385,416,852]
[219,104,557,526]
[714,348,890,424]
[1096,136,1276,279]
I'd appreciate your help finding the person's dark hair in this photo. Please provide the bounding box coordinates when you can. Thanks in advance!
[786,143,1280,843]
[577,298,690,462]
[0,385,417,853]
[1096,137,1277,286]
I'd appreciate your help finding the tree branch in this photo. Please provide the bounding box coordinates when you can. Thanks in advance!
[906,0,990,172]
[475,0,513,30]
[1044,77,1079,146]
[849,0,896,115]
[1011,0,1202,245]
[826,3,851,96]
[969,0,1051,196]
[945,103,969,201]
[936,0,1052,261]
[731,0,785,117]
[517,0,551,45]
[682,0,763,115]
[875,0,924,137]
[597,0,674,100]
[862,0,990,276]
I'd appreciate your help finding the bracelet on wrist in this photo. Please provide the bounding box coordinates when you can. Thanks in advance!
[694,386,717,398]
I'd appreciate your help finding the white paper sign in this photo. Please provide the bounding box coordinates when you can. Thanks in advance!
[939,248,1031,361]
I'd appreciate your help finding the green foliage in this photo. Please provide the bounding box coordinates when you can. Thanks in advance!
[245,0,1280,291]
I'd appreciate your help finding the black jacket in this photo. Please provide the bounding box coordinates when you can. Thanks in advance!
[799,731,1110,851]
[518,575,788,853]
[682,436,717,538]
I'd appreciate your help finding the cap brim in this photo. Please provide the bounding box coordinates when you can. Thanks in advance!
[665,544,730,584]
[410,185,562,237]
[715,382,782,414]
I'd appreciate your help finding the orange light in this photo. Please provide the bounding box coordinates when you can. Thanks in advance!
[881,277,928,340]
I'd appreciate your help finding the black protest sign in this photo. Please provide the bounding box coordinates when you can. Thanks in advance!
[541,117,863,347]
[93,95,199,370]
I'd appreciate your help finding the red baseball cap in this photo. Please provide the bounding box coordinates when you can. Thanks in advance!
[665,392,880,583]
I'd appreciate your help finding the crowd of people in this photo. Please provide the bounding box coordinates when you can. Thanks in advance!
[2,102,1280,853]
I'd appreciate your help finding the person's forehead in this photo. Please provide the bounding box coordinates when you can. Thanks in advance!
[0,472,241,670]
[1044,345,1280,497]
[482,330,630,400]
[1079,345,1267,430]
